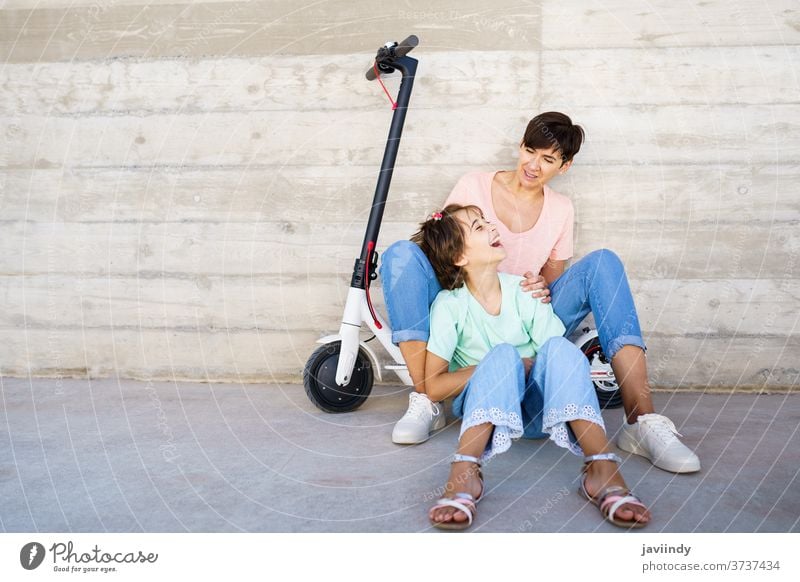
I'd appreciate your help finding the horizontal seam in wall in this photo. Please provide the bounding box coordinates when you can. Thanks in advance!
[4,161,800,171]
[1,218,798,226]
[6,100,800,118]
[0,325,797,339]
[1,162,799,172]
[1,43,798,65]
[4,102,800,119]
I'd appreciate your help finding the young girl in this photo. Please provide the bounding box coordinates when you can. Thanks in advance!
[416,204,651,530]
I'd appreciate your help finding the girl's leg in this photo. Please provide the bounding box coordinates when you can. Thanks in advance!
[523,336,604,452]
[571,420,650,524]
[452,343,526,461]
[430,344,525,525]
[524,336,649,523]
[428,424,492,526]
[380,241,445,444]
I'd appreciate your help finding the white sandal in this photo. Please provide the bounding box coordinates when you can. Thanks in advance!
[428,454,485,531]
[578,453,650,529]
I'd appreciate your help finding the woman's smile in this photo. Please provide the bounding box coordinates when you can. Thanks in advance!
[522,168,539,182]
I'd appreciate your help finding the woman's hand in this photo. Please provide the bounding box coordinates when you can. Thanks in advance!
[521,271,551,303]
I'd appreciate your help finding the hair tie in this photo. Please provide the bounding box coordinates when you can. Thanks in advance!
[430,211,443,221]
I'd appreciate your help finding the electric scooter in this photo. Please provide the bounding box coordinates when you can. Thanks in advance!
[303,35,622,413]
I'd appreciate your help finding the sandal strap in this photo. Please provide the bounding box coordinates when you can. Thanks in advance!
[450,464,486,502]
[452,453,482,466]
[604,494,647,523]
[595,485,630,508]
[450,455,486,502]
[583,452,622,465]
[431,497,474,526]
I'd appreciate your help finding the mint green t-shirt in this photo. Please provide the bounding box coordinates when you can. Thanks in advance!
[427,272,567,370]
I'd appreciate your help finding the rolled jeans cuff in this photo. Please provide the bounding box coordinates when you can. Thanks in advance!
[391,329,430,344]
[605,335,647,361]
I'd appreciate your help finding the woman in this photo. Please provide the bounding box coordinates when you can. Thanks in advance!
[379,112,699,474]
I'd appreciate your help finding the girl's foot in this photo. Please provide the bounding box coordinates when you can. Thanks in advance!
[428,460,484,527]
[581,456,651,526]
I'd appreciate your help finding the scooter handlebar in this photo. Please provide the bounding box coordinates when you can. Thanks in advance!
[365,35,418,80]
[394,34,419,57]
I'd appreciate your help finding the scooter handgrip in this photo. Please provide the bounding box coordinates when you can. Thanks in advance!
[366,64,379,81]
[394,35,419,57]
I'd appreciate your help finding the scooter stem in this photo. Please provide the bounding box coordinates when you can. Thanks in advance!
[337,54,418,387]
[351,55,417,290]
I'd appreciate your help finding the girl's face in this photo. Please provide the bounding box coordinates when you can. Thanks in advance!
[454,208,506,268]
[515,144,572,189]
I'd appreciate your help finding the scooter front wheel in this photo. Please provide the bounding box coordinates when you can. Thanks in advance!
[303,341,374,413]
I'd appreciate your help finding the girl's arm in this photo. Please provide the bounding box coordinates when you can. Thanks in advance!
[424,352,476,403]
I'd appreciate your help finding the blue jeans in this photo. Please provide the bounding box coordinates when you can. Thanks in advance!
[379,240,646,360]
[452,339,604,462]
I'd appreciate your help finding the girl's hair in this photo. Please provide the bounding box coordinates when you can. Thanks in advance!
[522,111,585,163]
[410,204,482,290]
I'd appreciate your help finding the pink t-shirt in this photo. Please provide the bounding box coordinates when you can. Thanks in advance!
[444,171,574,276]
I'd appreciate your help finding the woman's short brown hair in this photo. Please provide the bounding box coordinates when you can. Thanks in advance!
[411,204,482,290]
[522,111,585,163]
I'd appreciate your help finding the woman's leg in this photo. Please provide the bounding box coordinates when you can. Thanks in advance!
[380,241,445,444]
[548,249,653,422]
[548,250,699,472]
[430,344,525,525]
[379,240,442,392]
[612,345,652,423]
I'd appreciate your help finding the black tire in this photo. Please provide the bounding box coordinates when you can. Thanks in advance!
[303,341,374,413]
[581,337,623,409]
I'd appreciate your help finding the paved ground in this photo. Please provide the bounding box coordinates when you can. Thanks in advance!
[1,377,798,533]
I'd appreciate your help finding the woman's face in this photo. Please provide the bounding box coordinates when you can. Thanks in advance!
[515,144,572,189]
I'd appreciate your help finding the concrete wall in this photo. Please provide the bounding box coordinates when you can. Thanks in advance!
[1,0,798,389]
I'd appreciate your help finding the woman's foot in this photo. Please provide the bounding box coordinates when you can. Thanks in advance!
[428,460,484,528]
[581,456,651,526]
[617,413,701,473]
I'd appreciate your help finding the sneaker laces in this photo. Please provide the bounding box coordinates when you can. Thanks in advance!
[402,392,433,420]
[638,413,683,444]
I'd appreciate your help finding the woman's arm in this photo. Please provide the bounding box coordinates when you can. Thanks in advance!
[425,352,476,403]
[540,258,566,286]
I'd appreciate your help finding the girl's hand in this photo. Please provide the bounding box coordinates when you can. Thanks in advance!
[521,271,551,303]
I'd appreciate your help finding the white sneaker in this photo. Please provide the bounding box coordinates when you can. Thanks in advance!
[617,413,701,473]
[392,392,446,444]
